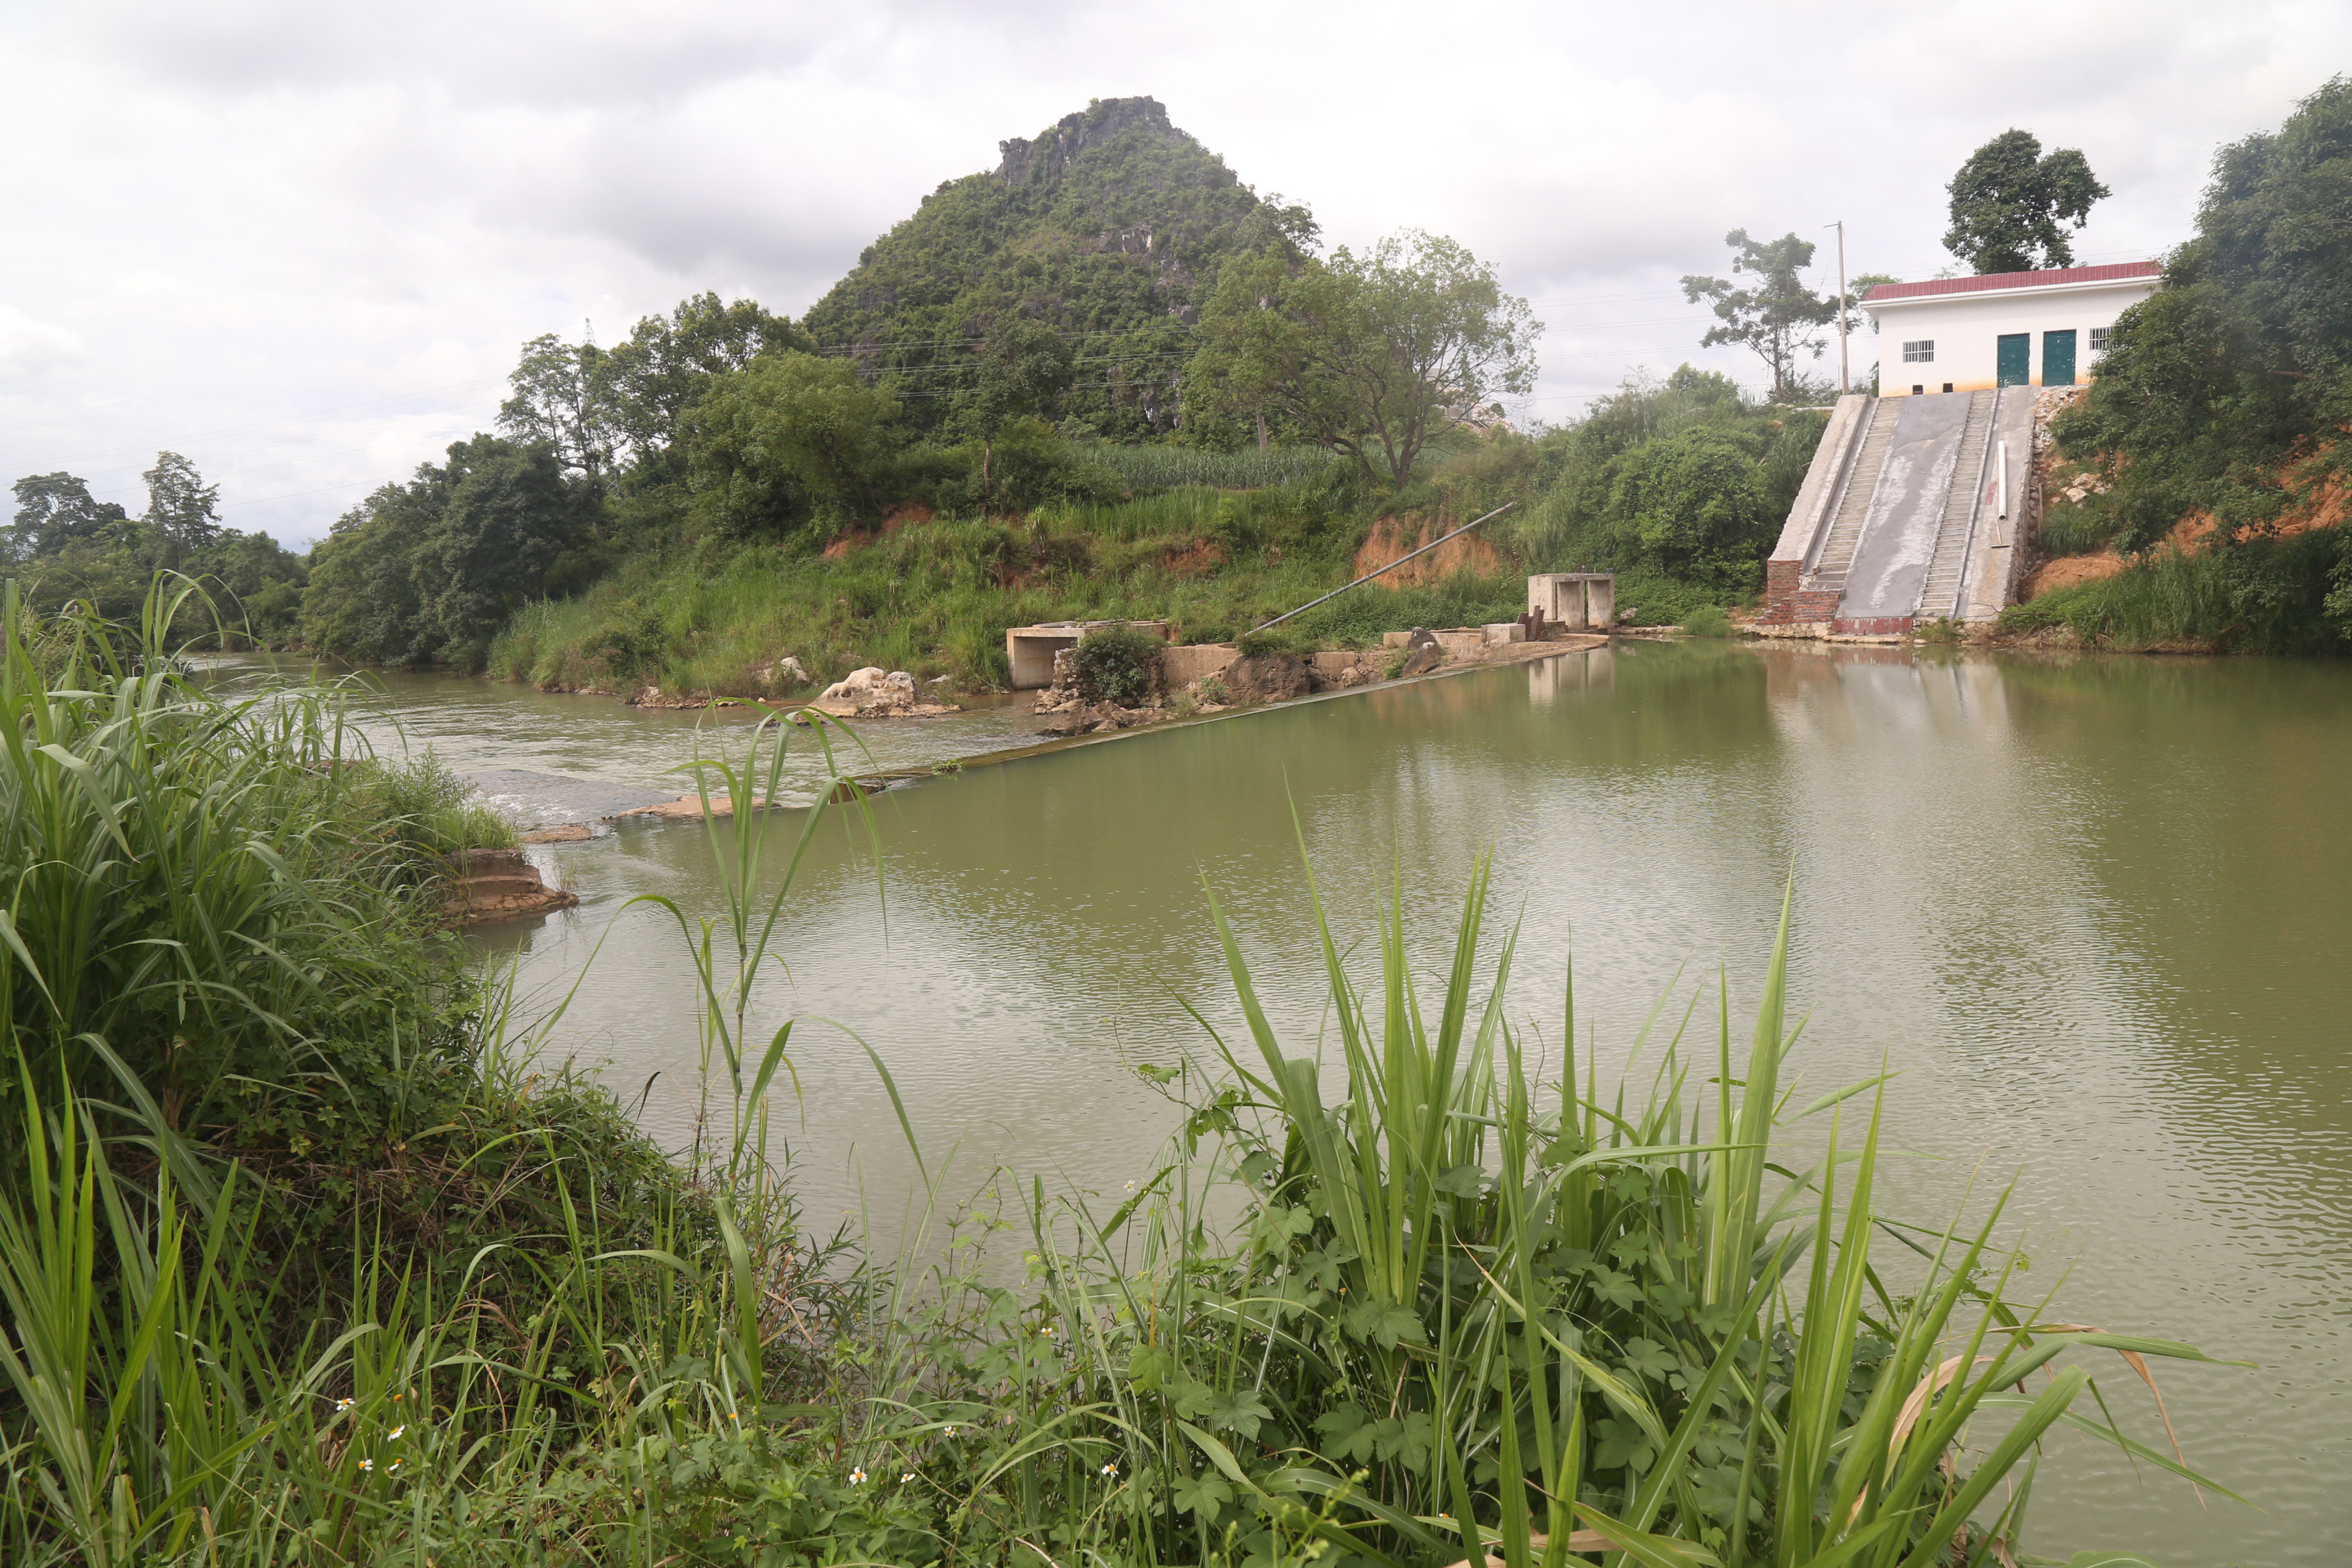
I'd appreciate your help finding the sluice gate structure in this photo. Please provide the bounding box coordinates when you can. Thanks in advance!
[1759,389,2036,635]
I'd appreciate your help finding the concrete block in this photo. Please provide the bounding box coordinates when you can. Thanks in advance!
[1483,622,1526,644]
[1162,643,1240,687]
[1004,620,1172,689]
[1526,573,1616,630]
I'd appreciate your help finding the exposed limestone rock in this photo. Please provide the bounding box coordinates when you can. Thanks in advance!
[995,97,1177,188]
[814,667,955,718]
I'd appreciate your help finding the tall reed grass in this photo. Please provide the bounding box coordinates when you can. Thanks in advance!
[821,857,2233,1568]
[1084,445,1342,492]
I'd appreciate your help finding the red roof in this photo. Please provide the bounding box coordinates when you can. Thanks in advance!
[1863,262,2160,303]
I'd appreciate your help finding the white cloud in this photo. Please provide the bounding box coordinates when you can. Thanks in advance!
[2,0,2344,540]
[0,307,84,377]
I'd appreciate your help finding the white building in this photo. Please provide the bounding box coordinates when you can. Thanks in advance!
[1863,262,2160,397]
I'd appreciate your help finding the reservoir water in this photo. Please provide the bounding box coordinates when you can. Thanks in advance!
[226,641,2352,1563]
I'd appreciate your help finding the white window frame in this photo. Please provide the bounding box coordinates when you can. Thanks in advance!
[1902,339,1935,363]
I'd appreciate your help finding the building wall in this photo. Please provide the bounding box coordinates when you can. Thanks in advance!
[1868,279,2156,396]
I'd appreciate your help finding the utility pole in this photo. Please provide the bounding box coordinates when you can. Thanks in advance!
[1832,220,1850,395]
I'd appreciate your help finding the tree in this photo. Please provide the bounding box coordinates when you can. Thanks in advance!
[142,452,222,548]
[1606,425,1770,590]
[1187,229,1538,489]
[300,483,439,663]
[606,293,809,463]
[968,317,1075,493]
[1681,230,1837,403]
[422,437,588,660]
[8,473,128,559]
[2055,76,2352,556]
[299,436,584,666]
[499,329,620,484]
[1943,131,2110,273]
[681,352,904,536]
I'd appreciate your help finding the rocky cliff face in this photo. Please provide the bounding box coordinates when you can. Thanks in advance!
[995,97,1177,189]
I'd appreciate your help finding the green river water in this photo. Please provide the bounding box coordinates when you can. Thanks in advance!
[221,641,2352,1563]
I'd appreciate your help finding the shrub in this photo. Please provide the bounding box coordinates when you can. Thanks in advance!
[1682,603,1734,637]
[1069,624,1163,706]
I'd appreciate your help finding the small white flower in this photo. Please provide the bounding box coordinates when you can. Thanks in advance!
[943,1426,957,1437]
[387,1425,405,1441]
[900,1472,916,1483]
[359,1459,373,1472]
[849,1468,867,1485]
[389,1460,402,1473]
[335,1398,354,1413]
[1101,1462,1118,1477]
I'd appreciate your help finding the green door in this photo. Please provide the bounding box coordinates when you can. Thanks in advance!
[2043,329,2077,387]
[1997,333,2030,386]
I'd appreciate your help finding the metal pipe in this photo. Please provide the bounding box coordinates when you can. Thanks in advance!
[1249,502,1517,633]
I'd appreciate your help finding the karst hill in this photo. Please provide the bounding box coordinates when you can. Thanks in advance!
[801,96,1305,439]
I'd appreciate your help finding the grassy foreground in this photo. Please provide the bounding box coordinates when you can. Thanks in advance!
[0,587,2235,1566]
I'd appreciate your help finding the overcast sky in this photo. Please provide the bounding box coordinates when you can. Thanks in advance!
[2,1,2343,546]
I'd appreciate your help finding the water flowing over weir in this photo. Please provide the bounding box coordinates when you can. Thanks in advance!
[209,646,2352,1564]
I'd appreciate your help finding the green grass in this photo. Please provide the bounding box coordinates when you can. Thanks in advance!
[1081,444,1343,492]
[2000,532,2350,654]
[485,493,1529,693]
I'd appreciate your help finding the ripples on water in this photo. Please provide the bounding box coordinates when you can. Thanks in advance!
[209,646,2352,1561]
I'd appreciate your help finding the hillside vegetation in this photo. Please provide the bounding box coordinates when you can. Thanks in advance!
[2011,76,2352,654]
[490,368,1821,697]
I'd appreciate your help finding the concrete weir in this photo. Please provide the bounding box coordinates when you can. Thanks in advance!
[1759,389,2033,636]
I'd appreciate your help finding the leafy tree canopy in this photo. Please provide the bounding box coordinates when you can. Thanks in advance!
[1514,366,1822,599]
[1681,230,1838,403]
[2052,77,2352,641]
[1187,230,1538,489]
[302,436,589,666]
[1943,129,2110,273]
[681,352,904,539]
[142,451,223,548]
[8,473,129,560]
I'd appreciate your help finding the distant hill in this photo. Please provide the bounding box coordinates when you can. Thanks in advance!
[800,97,1304,440]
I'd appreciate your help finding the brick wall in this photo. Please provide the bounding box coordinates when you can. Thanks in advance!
[1760,559,1802,622]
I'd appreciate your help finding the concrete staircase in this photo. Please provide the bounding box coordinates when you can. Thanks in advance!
[1802,397,1902,600]
[1913,390,1998,621]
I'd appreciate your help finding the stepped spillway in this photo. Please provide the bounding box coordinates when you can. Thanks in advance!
[1760,390,2035,633]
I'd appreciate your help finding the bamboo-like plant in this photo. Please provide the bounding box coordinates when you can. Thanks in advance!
[913,851,2243,1568]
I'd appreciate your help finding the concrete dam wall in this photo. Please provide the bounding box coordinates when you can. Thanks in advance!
[1759,389,2036,634]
